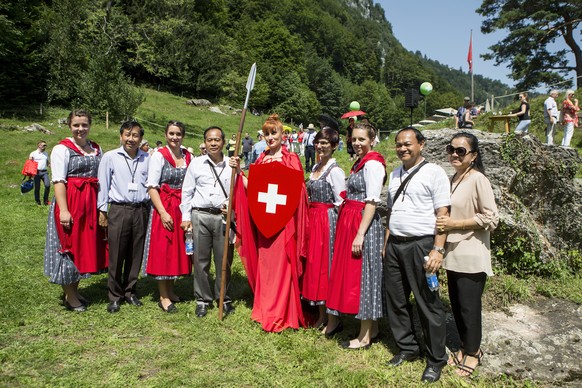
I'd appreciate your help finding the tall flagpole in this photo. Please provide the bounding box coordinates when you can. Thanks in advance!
[468,30,474,101]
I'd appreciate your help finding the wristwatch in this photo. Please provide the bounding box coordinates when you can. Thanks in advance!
[432,246,446,255]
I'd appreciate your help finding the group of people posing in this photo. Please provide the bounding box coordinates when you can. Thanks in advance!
[44,110,499,383]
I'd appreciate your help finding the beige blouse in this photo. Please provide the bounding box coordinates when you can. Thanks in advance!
[443,171,499,276]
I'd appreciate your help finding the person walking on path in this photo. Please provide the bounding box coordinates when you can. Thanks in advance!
[543,90,560,145]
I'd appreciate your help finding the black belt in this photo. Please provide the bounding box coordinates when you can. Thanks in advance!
[390,234,433,242]
[37,169,47,172]
[193,207,222,215]
[111,201,149,208]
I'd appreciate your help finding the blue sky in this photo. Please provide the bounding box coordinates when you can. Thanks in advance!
[378,1,514,88]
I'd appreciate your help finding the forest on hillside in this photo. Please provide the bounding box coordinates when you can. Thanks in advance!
[0,0,511,129]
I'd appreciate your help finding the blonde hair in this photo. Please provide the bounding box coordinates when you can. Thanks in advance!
[262,114,283,134]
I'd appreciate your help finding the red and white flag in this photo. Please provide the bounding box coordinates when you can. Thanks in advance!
[467,31,473,74]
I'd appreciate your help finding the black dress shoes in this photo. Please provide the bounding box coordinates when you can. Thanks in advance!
[64,301,87,312]
[107,301,121,313]
[195,303,208,318]
[324,322,343,338]
[125,296,143,306]
[340,340,371,350]
[222,302,235,315]
[387,352,420,367]
[158,301,177,313]
[421,365,443,383]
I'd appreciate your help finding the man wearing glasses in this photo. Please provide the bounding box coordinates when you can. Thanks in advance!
[29,141,50,205]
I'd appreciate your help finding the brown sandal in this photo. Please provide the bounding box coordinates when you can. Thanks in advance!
[456,349,483,377]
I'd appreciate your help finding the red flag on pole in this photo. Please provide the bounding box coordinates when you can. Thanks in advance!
[467,31,473,73]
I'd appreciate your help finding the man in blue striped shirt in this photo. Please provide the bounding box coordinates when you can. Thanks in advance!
[98,121,150,313]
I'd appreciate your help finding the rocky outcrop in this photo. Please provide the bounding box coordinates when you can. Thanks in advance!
[186,99,211,106]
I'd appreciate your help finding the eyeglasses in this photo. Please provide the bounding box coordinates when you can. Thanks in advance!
[446,145,474,157]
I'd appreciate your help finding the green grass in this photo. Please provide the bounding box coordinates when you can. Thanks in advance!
[1,88,578,386]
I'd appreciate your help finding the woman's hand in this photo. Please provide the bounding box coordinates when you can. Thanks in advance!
[59,209,73,229]
[436,215,451,232]
[160,211,174,231]
[352,233,364,257]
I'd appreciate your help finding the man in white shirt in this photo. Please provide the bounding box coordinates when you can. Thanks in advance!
[29,140,50,205]
[543,90,560,145]
[383,127,450,383]
[302,123,317,172]
[180,126,235,318]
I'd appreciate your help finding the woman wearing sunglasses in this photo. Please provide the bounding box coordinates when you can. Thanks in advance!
[435,133,499,377]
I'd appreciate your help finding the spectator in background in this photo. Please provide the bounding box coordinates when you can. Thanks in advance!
[512,93,531,135]
[346,117,356,160]
[460,103,475,129]
[290,130,299,154]
[561,89,579,148]
[154,141,163,151]
[140,140,153,155]
[252,133,267,163]
[303,123,317,172]
[298,127,305,156]
[543,90,560,145]
[30,140,50,205]
[455,97,471,129]
[241,132,254,166]
[198,143,207,156]
[227,134,237,158]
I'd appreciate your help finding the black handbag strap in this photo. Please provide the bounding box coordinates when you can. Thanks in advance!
[392,160,428,203]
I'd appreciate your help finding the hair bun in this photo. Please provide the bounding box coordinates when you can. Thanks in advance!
[267,114,280,122]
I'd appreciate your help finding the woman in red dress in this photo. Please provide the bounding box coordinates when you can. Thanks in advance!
[143,121,192,312]
[231,114,309,332]
[44,110,107,312]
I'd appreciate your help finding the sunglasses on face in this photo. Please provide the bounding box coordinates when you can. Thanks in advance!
[446,145,474,157]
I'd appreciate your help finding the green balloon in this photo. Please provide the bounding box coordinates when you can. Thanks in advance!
[349,101,360,111]
[420,82,433,96]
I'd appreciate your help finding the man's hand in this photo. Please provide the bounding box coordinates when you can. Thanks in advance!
[98,211,108,228]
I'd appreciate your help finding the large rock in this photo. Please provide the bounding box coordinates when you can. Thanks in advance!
[185,99,211,106]
[380,128,582,271]
[23,123,53,135]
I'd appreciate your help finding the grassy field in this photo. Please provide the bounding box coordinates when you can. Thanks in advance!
[1,89,579,386]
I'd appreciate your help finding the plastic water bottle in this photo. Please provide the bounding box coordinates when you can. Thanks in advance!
[185,228,194,255]
[424,256,439,291]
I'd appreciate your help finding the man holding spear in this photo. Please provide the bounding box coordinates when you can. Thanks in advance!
[180,126,236,318]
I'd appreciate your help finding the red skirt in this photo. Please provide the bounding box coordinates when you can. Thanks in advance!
[326,199,365,314]
[54,177,108,274]
[301,202,333,303]
[145,184,191,276]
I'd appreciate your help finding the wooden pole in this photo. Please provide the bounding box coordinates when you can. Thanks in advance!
[218,63,256,320]
[106,112,109,130]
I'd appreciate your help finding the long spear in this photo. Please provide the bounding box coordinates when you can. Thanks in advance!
[218,63,256,320]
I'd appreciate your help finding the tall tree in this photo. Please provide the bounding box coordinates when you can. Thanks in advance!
[477,0,581,90]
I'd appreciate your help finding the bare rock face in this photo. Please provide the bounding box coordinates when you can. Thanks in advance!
[23,123,53,135]
[185,99,211,106]
[420,129,581,270]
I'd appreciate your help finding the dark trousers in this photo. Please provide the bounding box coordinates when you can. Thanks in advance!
[385,236,447,367]
[304,145,315,172]
[446,270,487,354]
[107,203,148,302]
[34,170,50,204]
[191,211,233,306]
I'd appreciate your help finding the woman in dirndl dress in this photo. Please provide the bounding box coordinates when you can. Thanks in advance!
[143,121,192,313]
[326,121,386,349]
[44,110,107,312]
[303,127,346,329]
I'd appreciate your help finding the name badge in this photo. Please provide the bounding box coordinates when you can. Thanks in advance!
[128,182,138,191]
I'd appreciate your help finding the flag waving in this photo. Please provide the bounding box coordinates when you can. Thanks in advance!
[467,31,473,73]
